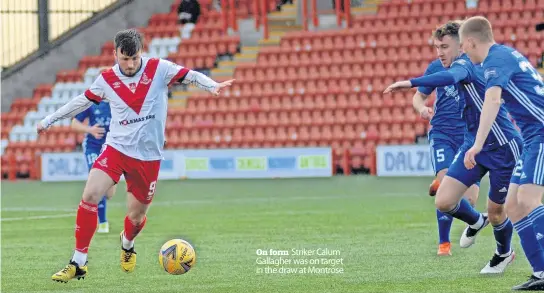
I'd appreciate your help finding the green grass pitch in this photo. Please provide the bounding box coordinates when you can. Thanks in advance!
[0,176,534,292]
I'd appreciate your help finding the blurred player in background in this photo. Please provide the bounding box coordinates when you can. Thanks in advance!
[459,16,544,291]
[384,20,522,274]
[72,93,114,233]
[406,21,480,257]
[37,28,234,283]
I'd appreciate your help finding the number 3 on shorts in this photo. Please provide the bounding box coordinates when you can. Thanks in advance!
[147,180,157,200]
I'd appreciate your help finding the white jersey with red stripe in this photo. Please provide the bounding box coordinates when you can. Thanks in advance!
[85,57,188,161]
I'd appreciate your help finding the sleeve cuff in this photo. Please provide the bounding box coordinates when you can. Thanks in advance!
[84,89,102,104]
[168,68,190,86]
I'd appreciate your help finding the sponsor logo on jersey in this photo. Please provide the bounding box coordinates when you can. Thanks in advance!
[444,85,459,98]
[119,114,156,126]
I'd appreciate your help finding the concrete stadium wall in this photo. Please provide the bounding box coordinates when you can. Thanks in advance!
[1,0,174,112]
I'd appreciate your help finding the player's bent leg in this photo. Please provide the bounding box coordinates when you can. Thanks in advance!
[120,192,151,273]
[435,177,487,248]
[52,169,116,283]
[435,176,469,212]
[435,176,484,234]
[118,157,160,273]
[440,154,488,248]
[82,168,116,204]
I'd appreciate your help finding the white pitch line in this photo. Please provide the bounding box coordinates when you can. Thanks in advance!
[1,195,361,212]
[1,213,76,222]
[1,207,74,212]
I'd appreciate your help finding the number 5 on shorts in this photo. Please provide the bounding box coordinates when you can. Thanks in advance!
[436,149,445,162]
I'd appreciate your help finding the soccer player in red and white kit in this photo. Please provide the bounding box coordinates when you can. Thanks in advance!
[37,29,234,282]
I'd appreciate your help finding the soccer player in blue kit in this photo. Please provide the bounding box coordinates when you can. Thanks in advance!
[406,21,480,257]
[72,99,115,233]
[459,16,544,290]
[384,20,522,274]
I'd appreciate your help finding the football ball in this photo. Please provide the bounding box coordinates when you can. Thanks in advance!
[159,239,196,275]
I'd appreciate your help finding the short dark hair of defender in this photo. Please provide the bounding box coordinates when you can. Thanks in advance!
[433,20,462,41]
[114,29,144,56]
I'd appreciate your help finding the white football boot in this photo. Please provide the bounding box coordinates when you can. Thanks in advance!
[460,213,489,248]
[480,250,515,274]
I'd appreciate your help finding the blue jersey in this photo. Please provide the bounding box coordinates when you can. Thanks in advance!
[418,59,466,142]
[482,44,544,145]
[450,54,521,151]
[74,101,112,150]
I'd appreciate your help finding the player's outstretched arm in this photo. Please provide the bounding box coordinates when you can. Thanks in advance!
[37,94,94,134]
[181,70,234,96]
[463,86,502,169]
[384,67,469,94]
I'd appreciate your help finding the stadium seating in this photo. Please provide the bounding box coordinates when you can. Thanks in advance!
[161,0,542,172]
[1,0,542,179]
[0,0,261,178]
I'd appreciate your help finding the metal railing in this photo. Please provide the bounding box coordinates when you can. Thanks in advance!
[1,0,118,70]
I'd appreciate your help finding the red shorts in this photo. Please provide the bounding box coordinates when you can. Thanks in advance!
[92,145,161,204]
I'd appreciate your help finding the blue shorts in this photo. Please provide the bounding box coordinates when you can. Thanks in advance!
[447,137,522,204]
[511,142,544,186]
[429,132,464,175]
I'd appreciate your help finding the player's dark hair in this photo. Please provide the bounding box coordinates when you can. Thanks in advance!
[114,29,143,56]
[433,21,461,41]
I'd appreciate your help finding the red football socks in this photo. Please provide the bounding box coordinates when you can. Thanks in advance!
[75,200,98,253]
[124,215,147,241]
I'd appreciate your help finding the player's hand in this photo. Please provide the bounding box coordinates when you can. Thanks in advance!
[419,106,434,120]
[383,80,412,94]
[464,145,482,170]
[88,124,106,139]
[212,79,235,96]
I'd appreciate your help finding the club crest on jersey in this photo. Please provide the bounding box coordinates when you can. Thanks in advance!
[129,82,137,92]
[141,73,151,85]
